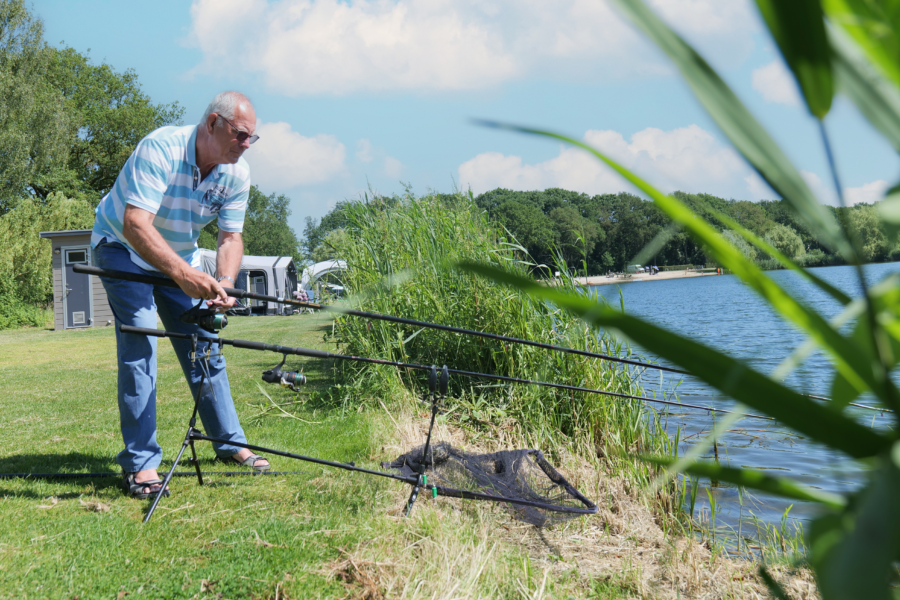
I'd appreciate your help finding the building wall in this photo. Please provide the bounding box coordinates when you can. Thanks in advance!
[48,234,114,331]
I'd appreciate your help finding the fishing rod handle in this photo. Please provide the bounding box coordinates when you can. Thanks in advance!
[118,325,332,359]
[73,264,322,311]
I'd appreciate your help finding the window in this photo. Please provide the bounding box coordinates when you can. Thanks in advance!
[65,249,87,264]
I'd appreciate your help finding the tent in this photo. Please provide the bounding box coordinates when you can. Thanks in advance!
[300,259,346,301]
[198,249,298,315]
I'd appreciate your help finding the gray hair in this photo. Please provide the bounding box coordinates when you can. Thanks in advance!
[200,91,253,124]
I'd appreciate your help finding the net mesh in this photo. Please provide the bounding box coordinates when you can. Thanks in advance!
[384,442,597,527]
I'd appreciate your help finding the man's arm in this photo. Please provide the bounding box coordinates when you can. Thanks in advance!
[209,230,243,311]
[122,204,227,304]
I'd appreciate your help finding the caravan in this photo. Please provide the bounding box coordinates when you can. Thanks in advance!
[198,249,299,315]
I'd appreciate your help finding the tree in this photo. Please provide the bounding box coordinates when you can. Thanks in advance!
[764,223,805,259]
[0,0,184,209]
[0,0,72,213]
[311,228,350,262]
[847,204,889,262]
[493,200,556,264]
[199,186,303,265]
[548,204,602,267]
[722,230,758,261]
[40,46,184,203]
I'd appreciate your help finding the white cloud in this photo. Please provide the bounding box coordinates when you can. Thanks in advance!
[356,139,374,163]
[188,0,758,95]
[383,156,404,178]
[845,180,889,205]
[752,59,801,107]
[243,121,346,189]
[801,171,890,206]
[459,125,759,199]
[801,170,836,205]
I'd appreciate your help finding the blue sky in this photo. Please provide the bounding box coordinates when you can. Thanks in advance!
[37,0,899,237]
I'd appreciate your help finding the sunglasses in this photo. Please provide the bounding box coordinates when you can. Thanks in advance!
[217,114,260,145]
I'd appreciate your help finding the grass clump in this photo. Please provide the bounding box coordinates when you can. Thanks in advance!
[333,191,653,460]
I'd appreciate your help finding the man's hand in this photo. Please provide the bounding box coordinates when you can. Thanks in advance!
[122,205,234,309]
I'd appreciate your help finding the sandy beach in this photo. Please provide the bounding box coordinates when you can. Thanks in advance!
[576,270,722,286]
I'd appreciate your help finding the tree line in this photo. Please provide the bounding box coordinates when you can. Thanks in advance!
[304,188,900,276]
[0,0,301,328]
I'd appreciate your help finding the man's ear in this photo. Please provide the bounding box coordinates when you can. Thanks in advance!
[206,113,218,134]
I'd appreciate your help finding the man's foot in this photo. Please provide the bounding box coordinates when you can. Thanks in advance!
[218,449,270,472]
[122,469,170,499]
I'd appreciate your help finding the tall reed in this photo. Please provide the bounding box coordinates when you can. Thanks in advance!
[331,191,649,456]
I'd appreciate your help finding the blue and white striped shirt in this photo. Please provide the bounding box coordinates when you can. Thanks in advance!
[92,125,250,271]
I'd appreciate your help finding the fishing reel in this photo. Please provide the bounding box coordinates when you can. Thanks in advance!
[180,303,227,334]
[262,355,307,392]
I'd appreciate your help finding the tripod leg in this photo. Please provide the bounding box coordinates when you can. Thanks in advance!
[144,437,191,524]
[189,438,203,486]
[145,369,207,524]
[405,483,421,517]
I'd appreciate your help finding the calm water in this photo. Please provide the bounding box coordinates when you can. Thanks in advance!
[591,263,899,537]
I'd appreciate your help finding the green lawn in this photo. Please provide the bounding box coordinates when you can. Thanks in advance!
[0,315,635,599]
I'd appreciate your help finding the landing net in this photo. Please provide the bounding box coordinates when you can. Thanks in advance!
[384,442,597,527]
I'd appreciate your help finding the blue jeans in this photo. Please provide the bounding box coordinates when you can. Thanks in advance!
[94,240,248,472]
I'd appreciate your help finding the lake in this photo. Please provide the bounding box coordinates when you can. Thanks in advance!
[590,262,899,540]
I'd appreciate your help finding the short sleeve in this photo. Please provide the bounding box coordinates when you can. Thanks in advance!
[217,178,249,233]
[121,135,172,214]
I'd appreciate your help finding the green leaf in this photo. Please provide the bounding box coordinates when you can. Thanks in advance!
[755,0,834,118]
[810,453,900,600]
[823,0,900,89]
[831,26,900,154]
[608,0,853,259]
[640,455,847,510]
[875,182,900,239]
[704,206,852,305]
[459,263,893,459]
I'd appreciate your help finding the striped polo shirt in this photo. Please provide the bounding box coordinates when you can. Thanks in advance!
[92,124,250,271]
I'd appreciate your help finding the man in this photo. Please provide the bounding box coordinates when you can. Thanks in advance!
[92,91,270,499]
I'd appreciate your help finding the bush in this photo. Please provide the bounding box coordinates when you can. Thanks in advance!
[0,193,94,329]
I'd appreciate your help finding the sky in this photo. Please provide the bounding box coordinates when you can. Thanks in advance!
[36,0,900,238]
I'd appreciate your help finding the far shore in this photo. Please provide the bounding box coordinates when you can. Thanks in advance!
[575,269,723,286]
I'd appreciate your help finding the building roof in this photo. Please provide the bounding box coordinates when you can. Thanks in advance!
[39,229,93,238]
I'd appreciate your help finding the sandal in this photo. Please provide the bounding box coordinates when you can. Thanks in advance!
[217,453,271,472]
[122,472,171,500]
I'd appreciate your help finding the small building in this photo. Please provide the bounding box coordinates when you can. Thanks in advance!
[39,229,114,331]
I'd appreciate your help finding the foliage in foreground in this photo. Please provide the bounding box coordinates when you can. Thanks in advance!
[331,192,651,456]
[466,1,900,598]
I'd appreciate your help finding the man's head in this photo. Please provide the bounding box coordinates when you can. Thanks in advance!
[199,91,257,166]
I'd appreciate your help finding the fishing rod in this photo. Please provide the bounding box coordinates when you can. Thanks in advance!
[119,325,774,421]
[74,264,687,375]
[119,332,597,523]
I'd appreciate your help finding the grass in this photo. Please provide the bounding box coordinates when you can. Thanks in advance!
[0,315,650,600]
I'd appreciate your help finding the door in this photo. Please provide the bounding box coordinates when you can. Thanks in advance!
[62,246,92,328]
[251,274,267,309]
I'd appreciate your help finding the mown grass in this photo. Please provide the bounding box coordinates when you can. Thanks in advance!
[0,315,635,600]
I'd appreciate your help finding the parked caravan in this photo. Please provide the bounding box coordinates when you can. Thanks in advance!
[198,250,298,315]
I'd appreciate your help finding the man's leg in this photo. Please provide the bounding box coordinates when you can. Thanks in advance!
[93,241,168,493]
[153,283,267,467]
